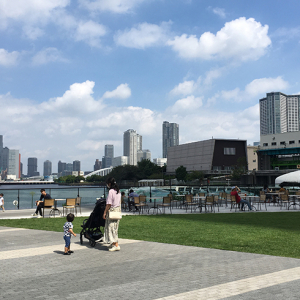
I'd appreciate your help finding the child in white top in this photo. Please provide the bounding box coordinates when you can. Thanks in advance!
[63,213,76,255]
[0,193,5,212]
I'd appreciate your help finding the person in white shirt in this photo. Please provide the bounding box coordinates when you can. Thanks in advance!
[0,193,5,212]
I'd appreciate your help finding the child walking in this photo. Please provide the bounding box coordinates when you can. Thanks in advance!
[0,193,5,212]
[63,213,76,255]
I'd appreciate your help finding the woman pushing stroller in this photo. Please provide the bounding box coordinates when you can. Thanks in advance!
[103,177,121,252]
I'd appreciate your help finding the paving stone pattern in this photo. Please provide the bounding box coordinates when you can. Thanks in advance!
[1,226,300,300]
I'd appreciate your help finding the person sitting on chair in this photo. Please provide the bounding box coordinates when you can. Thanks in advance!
[231,186,252,211]
[128,189,139,211]
[263,184,272,202]
[32,189,52,218]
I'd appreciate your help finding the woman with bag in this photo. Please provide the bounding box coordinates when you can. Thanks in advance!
[103,177,122,252]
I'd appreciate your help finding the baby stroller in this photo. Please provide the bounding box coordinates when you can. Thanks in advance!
[80,198,106,247]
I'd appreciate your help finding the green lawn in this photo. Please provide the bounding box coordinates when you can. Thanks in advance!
[1,212,300,258]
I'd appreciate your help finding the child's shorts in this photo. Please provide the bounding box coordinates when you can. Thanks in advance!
[64,235,71,248]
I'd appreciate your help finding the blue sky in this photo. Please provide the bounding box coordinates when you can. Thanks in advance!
[1,0,299,174]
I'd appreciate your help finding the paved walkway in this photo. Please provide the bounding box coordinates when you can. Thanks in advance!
[1,226,300,300]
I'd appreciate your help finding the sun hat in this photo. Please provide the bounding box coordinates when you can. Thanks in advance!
[231,186,236,190]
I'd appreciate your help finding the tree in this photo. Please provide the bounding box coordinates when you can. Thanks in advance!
[231,157,248,180]
[186,171,204,182]
[175,166,187,182]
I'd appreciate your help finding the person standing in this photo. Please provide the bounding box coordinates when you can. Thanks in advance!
[0,193,5,212]
[63,213,76,255]
[103,177,121,252]
[32,189,51,218]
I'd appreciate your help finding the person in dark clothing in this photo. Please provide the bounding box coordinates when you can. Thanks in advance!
[32,189,52,217]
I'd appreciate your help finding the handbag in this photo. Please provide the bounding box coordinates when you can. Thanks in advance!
[108,210,122,220]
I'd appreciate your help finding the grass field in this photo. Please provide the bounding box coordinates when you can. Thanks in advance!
[0,212,300,258]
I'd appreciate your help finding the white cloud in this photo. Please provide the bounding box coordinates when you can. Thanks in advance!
[40,80,104,113]
[32,48,68,65]
[170,95,203,113]
[22,25,44,40]
[212,7,226,18]
[75,20,107,47]
[114,22,172,49]
[169,80,197,96]
[0,49,20,66]
[102,83,131,99]
[245,77,289,96]
[0,0,70,26]
[167,17,271,61]
[79,0,145,13]
[220,76,289,102]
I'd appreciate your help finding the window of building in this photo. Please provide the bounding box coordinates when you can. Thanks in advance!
[289,140,295,145]
[253,160,256,163]
[280,141,286,145]
[271,142,277,146]
[263,143,268,146]
[224,148,236,155]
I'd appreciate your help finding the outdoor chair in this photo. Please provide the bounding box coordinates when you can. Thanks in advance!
[158,196,172,214]
[255,194,267,211]
[63,198,76,216]
[230,195,238,211]
[225,194,232,208]
[184,194,198,212]
[170,193,180,208]
[213,195,220,212]
[280,194,289,210]
[205,196,215,213]
[42,199,55,218]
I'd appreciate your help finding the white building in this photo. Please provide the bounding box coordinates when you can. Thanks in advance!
[137,150,151,162]
[153,158,167,167]
[112,156,128,167]
[8,149,20,179]
[260,92,300,135]
[123,129,142,165]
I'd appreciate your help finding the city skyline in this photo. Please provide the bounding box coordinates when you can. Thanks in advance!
[1,1,300,173]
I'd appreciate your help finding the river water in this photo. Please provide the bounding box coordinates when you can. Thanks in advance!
[0,184,260,210]
[0,184,172,210]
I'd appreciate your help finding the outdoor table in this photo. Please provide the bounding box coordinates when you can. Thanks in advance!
[148,198,162,214]
[265,192,284,203]
[50,198,66,217]
[244,195,258,211]
[288,195,300,209]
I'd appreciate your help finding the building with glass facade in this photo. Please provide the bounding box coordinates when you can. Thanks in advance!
[123,129,142,165]
[162,121,179,158]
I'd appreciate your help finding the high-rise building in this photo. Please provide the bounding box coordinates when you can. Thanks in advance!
[123,129,142,165]
[66,163,73,172]
[162,121,179,158]
[73,160,81,172]
[102,144,114,168]
[105,145,114,159]
[8,149,20,178]
[102,156,112,169]
[43,160,52,176]
[28,157,39,176]
[94,159,102,171]
[2,147,9,171]
[58,161,67,173]
[137,150,151,162]
[0,135,3,171]
[260,92,300,135]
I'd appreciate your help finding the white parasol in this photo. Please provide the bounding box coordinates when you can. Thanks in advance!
[275,170,300,186]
